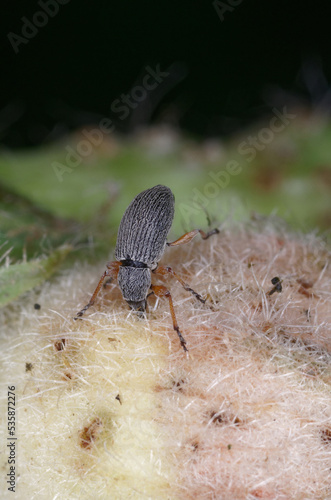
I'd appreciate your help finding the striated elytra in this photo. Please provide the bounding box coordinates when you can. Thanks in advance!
[75,185,219,352]
[115,185,174,311]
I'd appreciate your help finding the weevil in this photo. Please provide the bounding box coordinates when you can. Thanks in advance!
[75,185,219,352]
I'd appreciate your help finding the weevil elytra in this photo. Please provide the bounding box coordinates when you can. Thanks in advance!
[75,185,219,352]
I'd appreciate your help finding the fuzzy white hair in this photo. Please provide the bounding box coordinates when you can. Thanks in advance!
[0,220,330,499]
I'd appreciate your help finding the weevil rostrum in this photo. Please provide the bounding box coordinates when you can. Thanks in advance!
[75,185,219,352]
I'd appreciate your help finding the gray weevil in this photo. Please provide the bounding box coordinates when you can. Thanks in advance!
[75,185,219,352]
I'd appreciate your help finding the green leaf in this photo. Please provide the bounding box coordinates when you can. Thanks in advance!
[0,245,72,307]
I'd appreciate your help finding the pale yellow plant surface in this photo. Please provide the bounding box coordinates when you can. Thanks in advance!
[1,222,330,499]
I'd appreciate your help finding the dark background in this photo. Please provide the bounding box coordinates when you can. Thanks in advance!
[1,0,331,148]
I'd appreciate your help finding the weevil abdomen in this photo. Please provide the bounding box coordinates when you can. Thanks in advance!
[115,185,174,268]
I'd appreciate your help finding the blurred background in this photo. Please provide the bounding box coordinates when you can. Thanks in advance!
[0,0,330,305]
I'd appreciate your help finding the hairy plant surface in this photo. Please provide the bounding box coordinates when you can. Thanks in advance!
[0,222,330,499]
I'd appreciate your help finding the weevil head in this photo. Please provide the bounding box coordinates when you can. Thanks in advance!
[126,299,147,314]
[117,266,151,315]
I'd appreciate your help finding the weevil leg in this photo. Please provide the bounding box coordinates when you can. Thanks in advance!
[167,228,219,247]
[153,265,206,305]
[150,284,188,352]
[74,261,120,319]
